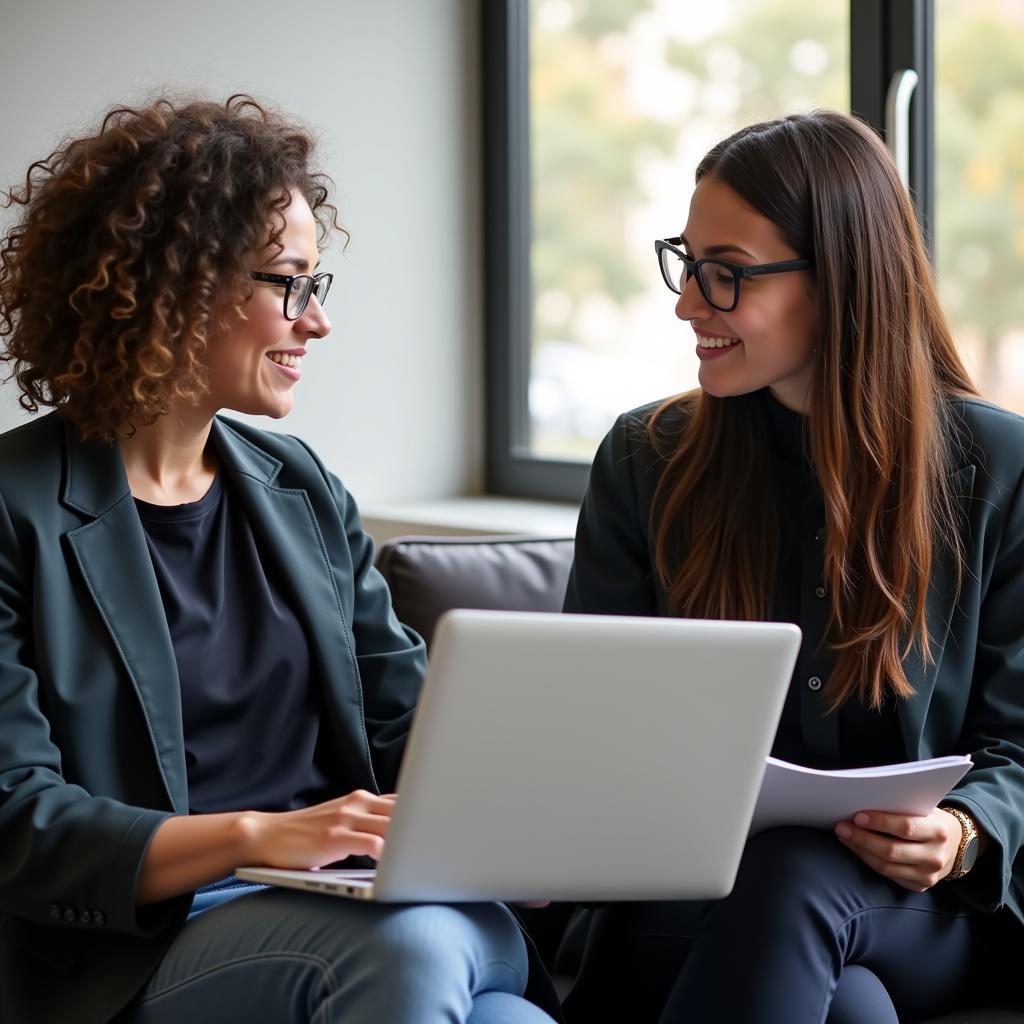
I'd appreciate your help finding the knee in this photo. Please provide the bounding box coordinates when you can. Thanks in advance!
[828,965,899,1024]
[365,903,528,987]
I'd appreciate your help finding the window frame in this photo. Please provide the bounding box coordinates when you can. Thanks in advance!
[482,0,934,502]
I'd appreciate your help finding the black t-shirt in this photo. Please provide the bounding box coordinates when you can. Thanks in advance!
[136,473,334,813]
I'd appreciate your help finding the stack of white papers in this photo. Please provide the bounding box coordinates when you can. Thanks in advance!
[749,754,972,836]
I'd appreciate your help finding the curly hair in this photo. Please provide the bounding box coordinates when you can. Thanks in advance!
[0,94,344,441]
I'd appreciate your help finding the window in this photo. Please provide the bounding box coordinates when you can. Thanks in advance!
[484,1,1005,501]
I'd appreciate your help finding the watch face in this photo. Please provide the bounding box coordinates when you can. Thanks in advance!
[961,835,980,873]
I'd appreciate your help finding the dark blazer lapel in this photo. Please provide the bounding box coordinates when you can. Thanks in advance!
[210,421,371,759]
[897,463,977,756]
[61,423,188,813]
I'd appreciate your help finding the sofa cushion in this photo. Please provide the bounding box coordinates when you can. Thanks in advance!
[375,534,575,647]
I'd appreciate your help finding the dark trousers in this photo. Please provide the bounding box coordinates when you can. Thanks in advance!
[564,827,1004,1024]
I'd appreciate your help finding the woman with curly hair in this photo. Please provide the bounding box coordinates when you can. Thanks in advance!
[562,110,1024,1022]
[0,95,556,1024]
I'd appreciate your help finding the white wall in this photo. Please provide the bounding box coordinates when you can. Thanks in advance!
[0,0,483,503]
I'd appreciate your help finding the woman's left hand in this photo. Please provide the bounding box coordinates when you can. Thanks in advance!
[834,808,963,892]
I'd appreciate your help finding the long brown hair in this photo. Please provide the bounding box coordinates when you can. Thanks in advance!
[650,111,977,710]
[0,94,343,442]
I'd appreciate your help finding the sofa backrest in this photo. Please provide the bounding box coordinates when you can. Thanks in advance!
[375,534,575,648]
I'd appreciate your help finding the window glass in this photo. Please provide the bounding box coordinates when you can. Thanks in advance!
[935,0,1024,414]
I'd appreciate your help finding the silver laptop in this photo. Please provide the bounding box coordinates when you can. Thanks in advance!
[237,609,801,902]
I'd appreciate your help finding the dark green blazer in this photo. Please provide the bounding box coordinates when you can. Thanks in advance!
[565,394,1024,927]
[0,411,427,1023]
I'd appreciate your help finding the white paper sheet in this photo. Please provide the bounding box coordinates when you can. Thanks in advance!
[749,754,973,835]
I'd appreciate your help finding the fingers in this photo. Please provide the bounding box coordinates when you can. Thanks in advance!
[327,829,385,862]
[265,791,396,866]
[331,807,391,840]
[845,811,950,843]
[835,822,946,871]
[323,792,393,856]
[307,790,394,822]
[835,836,943,892]
[834,809,957,892]
[337,790,396,815]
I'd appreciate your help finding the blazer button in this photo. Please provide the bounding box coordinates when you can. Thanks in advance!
[807,676,823,691]
[79,909,93,924]
[63,907,77,923]
[815,586,827,599]
[50,904,62,921]
[92,910,106,927]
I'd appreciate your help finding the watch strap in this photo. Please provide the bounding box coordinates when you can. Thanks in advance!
[942,805,979,881]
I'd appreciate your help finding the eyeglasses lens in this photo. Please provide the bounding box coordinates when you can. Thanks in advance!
[286,276,315,319]
[660,248,686,294]
[699,261,738,311]
[312,275,331,308]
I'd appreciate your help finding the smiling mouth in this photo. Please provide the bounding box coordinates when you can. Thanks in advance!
[695,334,742,349]
[267,352,302,368]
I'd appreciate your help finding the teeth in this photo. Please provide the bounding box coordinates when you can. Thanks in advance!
[268,352,301,368]
[696,335,741,349]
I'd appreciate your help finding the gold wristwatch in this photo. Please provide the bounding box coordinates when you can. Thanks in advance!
[941,805,980,880]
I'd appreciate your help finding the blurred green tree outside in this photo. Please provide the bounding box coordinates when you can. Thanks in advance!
[934,0,1024,397]
[664,0,847,117]
[530,0,672,335]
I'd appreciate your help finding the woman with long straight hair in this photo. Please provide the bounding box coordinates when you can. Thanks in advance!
[562,110,1024,1023]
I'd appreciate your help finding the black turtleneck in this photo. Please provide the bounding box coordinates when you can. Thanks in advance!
[761,389,906,769]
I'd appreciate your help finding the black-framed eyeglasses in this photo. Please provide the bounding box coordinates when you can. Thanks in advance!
[655,237,812,313]
[250,271,333,320]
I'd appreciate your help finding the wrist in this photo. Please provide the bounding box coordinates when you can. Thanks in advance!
[940,805,981,880]
[231,811,269,865]
[139,811,271,905]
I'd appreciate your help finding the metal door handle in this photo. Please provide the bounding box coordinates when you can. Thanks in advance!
[885,68,918,190]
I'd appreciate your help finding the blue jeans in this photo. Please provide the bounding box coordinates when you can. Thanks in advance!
[565,827,1000,1024]
[118,886,556,1023]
